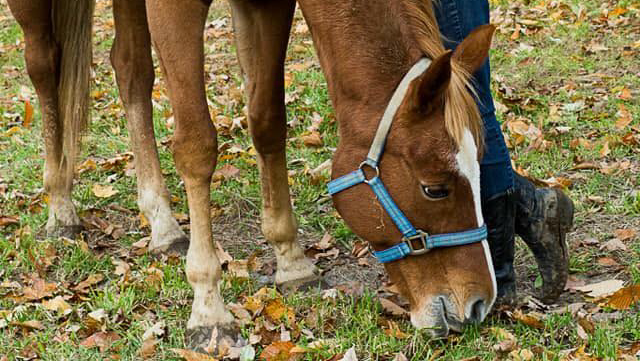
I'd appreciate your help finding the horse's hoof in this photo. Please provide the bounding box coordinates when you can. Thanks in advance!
[149,236,189,257]
[277,275,331,295]
[47,225,84,240]
[185,324,243,355]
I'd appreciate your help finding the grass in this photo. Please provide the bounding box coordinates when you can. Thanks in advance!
[1,0,639,360]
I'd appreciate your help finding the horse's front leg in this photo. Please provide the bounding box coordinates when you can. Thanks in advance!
[111,0,188,255]
[230,0,318,290]
[146,0,234,345]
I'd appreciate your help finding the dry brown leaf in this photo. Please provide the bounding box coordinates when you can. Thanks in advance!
[80,331,121,352]
[10,320,44,330]
[214,164,241,181]
[378,298,408,316]
[92,184,118,198]
[600,239,628,252]
[603,284,640,310]
[0,215,19,228]
[301,132,323,147]
[511,310,545,329]
[508,348,534,361]
[573,279,624,298]
[73,274,104,294]
[313,232,334,250]
[260,341,300,361]
[42,296,72,315]
[23,278,57,301]
[597,257,620,267]
[265,298,295,324]
[614,228,636,241]
[171,348,216,361]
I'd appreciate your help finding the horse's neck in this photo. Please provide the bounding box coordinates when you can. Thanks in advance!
[299,0,423,143]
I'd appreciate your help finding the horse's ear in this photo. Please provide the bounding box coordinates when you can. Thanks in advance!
[410,50,452,115]
[452,24,495,73]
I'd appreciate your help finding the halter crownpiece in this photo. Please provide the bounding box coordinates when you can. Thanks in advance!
[327,58,488,264]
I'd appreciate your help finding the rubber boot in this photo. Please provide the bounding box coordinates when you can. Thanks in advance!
[514,174,574,303]
[482,190,517,305]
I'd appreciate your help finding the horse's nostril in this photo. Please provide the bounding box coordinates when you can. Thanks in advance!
[468,299,486,323]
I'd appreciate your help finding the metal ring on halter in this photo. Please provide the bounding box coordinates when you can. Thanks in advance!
[403,230,431,256]
[359,161,380,184]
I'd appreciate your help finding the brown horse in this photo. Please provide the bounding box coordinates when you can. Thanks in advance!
[8,0,497,340]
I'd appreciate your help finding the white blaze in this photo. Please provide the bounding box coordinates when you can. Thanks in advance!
[455,128,497,317]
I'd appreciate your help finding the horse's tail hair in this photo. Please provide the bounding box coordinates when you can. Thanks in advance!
[53,0,95,175]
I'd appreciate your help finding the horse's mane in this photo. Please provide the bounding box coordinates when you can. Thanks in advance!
[402,0,485,152]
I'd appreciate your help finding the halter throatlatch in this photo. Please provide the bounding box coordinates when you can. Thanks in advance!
[327,58,487,264]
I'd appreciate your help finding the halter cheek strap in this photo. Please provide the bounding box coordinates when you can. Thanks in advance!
[327,58,488,264]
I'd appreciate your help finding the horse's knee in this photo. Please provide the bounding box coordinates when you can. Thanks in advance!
[110,40,154,104]
[23,33,59,95]
[248,103,286,155]
[172,124,218,182]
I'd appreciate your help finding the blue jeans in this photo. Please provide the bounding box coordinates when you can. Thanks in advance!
[433,0,514,201]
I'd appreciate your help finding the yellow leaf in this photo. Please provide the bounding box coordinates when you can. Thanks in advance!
[92,184,118,198]
[604,284,640,310]
[23,100,34,128]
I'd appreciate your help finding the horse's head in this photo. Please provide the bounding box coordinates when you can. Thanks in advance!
[332,25,497,337]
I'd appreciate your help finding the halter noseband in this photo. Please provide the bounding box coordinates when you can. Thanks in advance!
[327,58,487,264]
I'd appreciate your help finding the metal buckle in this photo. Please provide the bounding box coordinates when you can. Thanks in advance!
[359,161,380,184]
[403,230,431,255]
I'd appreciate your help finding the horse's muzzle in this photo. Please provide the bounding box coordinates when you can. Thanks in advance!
[410,294,490,337]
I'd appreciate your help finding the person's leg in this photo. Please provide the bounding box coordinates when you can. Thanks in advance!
[433,0,573,303]
[433,0,516,303]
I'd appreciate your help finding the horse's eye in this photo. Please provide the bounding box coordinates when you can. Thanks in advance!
[421,185,449,200]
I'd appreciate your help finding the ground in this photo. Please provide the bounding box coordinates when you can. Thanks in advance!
[0,0,639,360]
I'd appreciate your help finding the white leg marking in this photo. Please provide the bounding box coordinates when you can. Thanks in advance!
[262,211,316,285]
[138,187,186,251]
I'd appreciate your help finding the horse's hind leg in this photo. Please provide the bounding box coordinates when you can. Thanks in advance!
[146,0,234,343]
[230,0,318,289]
[8,0,82,238]
[111,0,188,255]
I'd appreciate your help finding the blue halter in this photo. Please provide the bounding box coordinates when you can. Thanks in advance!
[327,58,487,264]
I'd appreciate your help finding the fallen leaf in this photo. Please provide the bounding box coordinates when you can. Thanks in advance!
[73,274,104,293]
[142,321,165,341]
[378,298,408,316]
[42,296,72,315]
[80,331,121,352]
[510,310,545,329]
[0,215,19,228]
[11,320,44,330]
[597,257,620,267]
[23,277,57,301]
[603,284,640,310]
[92,184,118,198]
[260,341,299,361]
[264,298,295,324]
[214,164,241,181]
[614,229,636,241]
[112,258,131,278]
[508,348,534,361]
[301,132,323,147]
[338,347,359,361]
[138,338,157,359]
[392,352,408,361]
[600,239,628,252]
[171,348,216,361]
[23,100,34,128]
[573,280,625,298]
